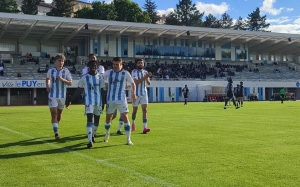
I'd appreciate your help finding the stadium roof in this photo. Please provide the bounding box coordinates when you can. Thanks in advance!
[0,12,300,55]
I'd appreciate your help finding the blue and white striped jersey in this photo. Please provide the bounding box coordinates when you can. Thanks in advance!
[78,73,105,106]
[47,67,72,99]
[103,69,134,101]
[131,69,148,96]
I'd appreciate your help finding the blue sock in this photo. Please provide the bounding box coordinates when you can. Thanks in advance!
[124,123,131,140]
[104,123,111,134]
[143,119,147,128]
[52,123,58,134]
[92,123,99,135]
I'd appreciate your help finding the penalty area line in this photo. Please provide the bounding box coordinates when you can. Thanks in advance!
[0,126,177,187]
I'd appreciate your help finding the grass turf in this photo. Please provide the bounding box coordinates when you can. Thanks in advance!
[1,101,300,187]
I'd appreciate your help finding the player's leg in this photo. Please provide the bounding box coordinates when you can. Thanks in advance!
[116,110,124,135]
[224,97,228,109]
[141,95,150,133]
[118,102,133,145]
[91,106,101,141]
[103,102,116,142]
[131,96,141,131]
[141,104,150,133]
[86,112,94,148]
[49,98,60,139]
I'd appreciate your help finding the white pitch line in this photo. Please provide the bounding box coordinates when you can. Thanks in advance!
[0,126,177,187]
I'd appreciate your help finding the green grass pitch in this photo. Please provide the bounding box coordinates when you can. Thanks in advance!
[1,101,300,187]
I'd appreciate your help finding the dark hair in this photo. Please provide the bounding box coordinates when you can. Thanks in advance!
[112,57,122,63]
[240,81,243,84]
[88,60,97,66]
[135,58,143,63]
[88,53,96,58]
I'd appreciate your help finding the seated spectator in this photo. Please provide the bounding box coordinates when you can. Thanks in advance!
[70,65,77,74]
[0,61,4,76]
[17,72,21,77]
[35,57,40,66]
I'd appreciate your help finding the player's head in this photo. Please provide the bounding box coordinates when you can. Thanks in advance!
[185,85,187,87]
[228,77,233,83]
[54,54,66,69]
[240,81,243,85]
[89,53,97,61]
[112,57,122,72]
[135,58,144,70]
[87,60,97,73]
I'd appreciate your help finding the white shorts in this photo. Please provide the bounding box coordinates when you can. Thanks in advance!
[132,95,148,107]
[48,98,65,110]
[85,105,102,116]
[106,100,129,114]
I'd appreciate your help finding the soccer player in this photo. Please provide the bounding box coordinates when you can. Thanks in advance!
[67,60,104,148]
[131,59,152,133]
[182,85,189,106]
[234,84,239,107]
[103,57,136,145]
[45,54,72,140]
[280,87,285,104]
[237,81,244,107]
[224,77,238,109]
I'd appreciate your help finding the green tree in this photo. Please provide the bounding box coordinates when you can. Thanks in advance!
[165,12,180,25]
[203,14,219,28]
[113,0,151,23]
[166,0,204,26]
[232,16,246,30]
[92,2,117,20]
[47,0,74,17]
[0,0,20,13]
[246,7,270,31]
[21,0,39,15]
[75,2,117,20]
[219,13,233,29]
[143,0,160,24]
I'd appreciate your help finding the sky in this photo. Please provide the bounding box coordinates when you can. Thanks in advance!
[44,0,300,34]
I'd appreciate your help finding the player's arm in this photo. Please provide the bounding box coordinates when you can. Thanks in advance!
[127,72,136,103]
[57,70,72,86]
[46,70,51,92]
[45,78,50,93]
[133,72,152,85]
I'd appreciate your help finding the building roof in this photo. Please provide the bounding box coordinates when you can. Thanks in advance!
[0,12,299,55]
[38,2,53,8]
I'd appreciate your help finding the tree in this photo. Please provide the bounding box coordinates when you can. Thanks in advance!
[203,14,219,28]
[166,0,204,27]
[21,0,39,15]
[143,0,160,24]
[113,0,151,23]
[246,7,270,31]
[75,2,117,20]
[47,0,74,17]
[219,13,233,29]
[165,12,180,25]
[0,0,20,13]
[232,16,246,30]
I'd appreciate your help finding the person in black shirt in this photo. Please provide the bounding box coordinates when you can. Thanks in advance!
[182,85,189,106]
[224,77,238,109]
[237,81,244,107]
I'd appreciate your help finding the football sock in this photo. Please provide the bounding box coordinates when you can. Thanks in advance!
[118,117,123,131]
[104,123,111,135]
[124,123,131,140]
[132,117,136,124]
[52,123,58,134]
[92,123,99,136]
[143,118,147,128]
[86,122,93,142]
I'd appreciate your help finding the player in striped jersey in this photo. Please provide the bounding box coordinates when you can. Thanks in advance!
[67,60,104,148]
[46,54,72,140]
[130,59,151,133]
[103,57,136,145]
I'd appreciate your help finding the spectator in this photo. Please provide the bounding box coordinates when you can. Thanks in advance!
[17,72,21,77]
[0,61,4,76]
